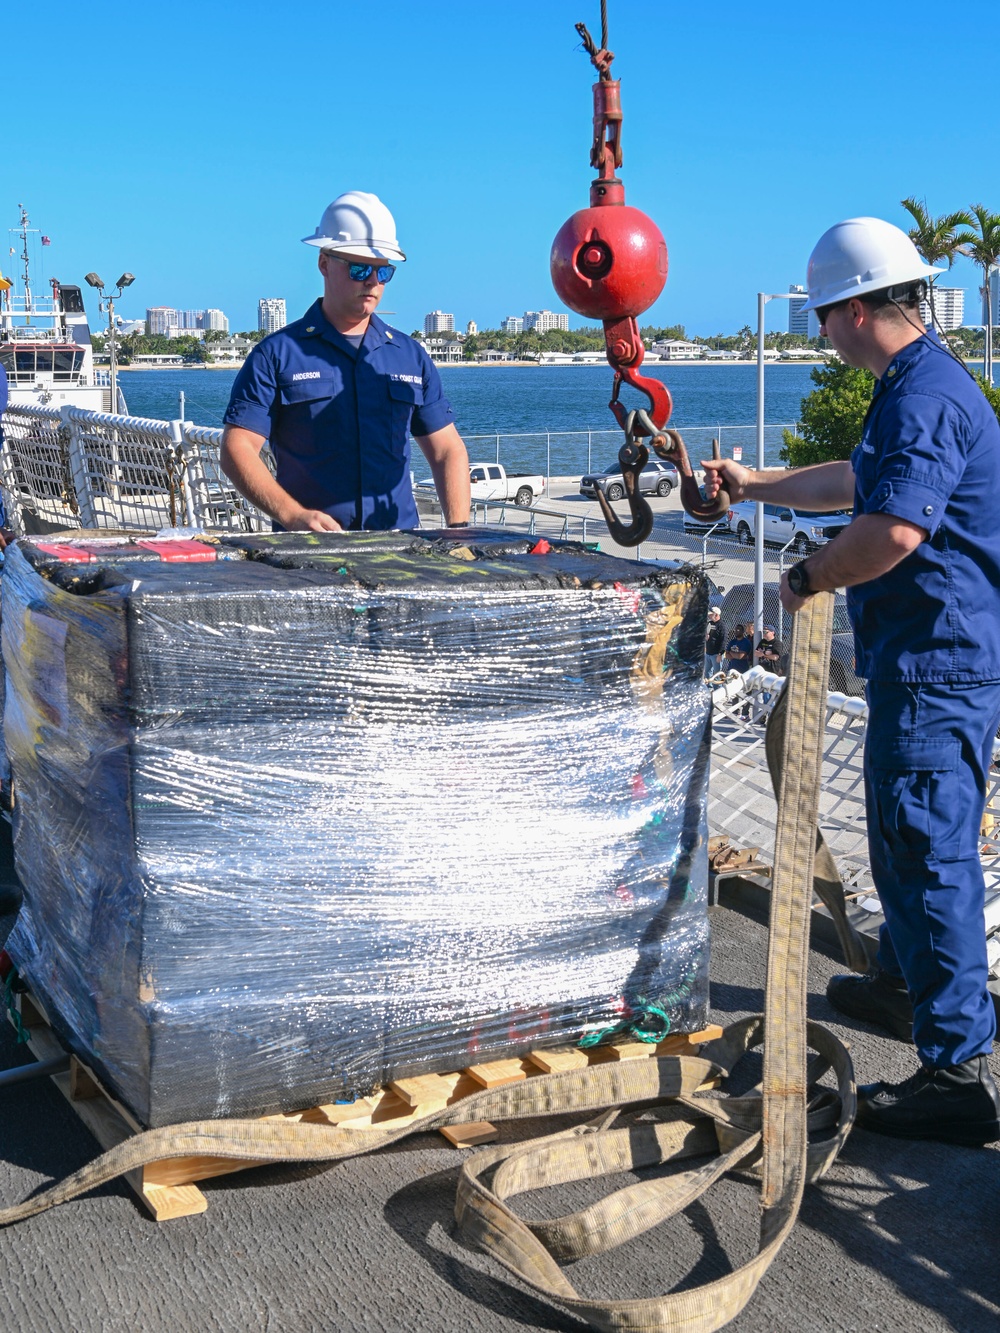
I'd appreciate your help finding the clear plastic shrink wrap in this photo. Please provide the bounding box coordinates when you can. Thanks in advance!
[2,530,712,1127]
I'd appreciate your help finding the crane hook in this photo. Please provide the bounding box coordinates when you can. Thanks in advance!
[594,429,654,547]
[651,429,731,523]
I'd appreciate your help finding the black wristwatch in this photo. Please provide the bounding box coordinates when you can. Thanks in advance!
[787,560,816,598]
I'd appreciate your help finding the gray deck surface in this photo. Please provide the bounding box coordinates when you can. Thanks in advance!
[2,882,997,1333]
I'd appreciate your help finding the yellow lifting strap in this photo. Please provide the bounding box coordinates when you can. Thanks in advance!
[0,593,855,1333]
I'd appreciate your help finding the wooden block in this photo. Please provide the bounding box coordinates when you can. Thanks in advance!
[144,1154,268,1189]
[656,1025,724,1056]
[605,1041,660,1062]
[439,1121,499,1148]
[464,1058,530,1089]
[70,1057,101,1101]
[527,1046,591,1074]
[690,1024,724,1043]
[263,1096,378,1126]
[18,992,50,1030]
[140,1181,209,1222]
[388,1072,459,1109]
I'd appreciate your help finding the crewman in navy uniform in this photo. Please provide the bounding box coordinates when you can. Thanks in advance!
[703,216,1000,1147]
[221,191,471,531]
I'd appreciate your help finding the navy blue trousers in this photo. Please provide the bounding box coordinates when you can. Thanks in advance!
[864,679,1000,1067]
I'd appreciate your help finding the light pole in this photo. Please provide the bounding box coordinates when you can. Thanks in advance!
[753,291,808,650]
[84,271,135,413]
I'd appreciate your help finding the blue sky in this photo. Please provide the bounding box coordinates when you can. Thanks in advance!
[3,1,992,337]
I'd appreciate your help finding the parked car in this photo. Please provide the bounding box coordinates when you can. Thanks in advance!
[726,501,852,554]
[579,458,679,502]
[415,462,546,507]
[682,512,732,536]
[719,583,863,697]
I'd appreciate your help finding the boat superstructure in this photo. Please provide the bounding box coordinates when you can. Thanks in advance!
[0,206,120,413]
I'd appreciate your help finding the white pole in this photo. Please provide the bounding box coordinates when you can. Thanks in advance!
[108,295,118,414]
[754,292,766,653]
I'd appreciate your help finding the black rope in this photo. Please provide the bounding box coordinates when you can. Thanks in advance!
[601,0,608,50]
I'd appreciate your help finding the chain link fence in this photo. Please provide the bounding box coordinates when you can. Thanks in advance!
[461,423,797,482]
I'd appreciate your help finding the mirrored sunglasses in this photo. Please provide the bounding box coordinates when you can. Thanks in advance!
[334,257,396,284]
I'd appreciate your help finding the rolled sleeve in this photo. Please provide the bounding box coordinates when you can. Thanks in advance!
[863,394,966,537]
[410,351,454,437]
[222,344,278,438]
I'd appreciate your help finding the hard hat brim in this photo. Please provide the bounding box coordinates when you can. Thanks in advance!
[799,266,943,311]
[302,234,407,262]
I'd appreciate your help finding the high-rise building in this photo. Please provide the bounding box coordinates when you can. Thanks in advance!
[424,310,454,334]
[920,286,964,332]
[524,309,569,333]
[146,307,178,336]
[501,316,523,334]
[201,308,229,332]
[788,284,809,336]
[258,298,286,334]
[982,267,1000,326]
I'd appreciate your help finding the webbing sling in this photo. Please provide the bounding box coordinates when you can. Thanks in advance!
[0,594,855,1333]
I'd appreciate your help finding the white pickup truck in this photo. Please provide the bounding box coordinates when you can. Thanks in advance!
[466,463,546,507]
[414,462,546,508]
[727,500,852,554]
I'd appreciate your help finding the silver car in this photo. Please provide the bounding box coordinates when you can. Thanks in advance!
[579,458,679,502]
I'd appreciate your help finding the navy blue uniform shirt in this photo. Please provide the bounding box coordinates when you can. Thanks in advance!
[223,301,454,530]
[849,332,1000,681]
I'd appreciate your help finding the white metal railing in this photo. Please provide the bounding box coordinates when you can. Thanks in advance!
[710,668,1000,979]
[0,405,273,535]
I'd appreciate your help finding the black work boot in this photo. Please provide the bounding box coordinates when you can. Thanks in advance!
[826,966,913,1041]
[857,1056,1000,1146]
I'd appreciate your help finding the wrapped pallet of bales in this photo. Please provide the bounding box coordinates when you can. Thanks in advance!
[2,529,712,1128]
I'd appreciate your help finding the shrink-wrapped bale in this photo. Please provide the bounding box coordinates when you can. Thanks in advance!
[2,532,712,1127]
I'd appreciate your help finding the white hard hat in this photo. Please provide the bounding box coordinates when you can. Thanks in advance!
[302,191,406,262]
[801,217,941,311]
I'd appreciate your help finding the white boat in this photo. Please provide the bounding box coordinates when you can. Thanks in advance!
[0,206,123,414]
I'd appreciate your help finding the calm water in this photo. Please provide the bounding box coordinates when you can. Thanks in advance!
[118,361,820,473]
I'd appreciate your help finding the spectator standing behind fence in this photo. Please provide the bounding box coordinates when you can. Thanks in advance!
[755,624,784,673]
[705,606,725,677]
[724,623,752,673]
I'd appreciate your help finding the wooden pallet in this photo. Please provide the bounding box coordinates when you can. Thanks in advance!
[8,990,721,1222]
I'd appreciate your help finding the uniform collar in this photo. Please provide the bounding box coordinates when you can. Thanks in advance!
[299,300,397,356]
[880,328,942,389]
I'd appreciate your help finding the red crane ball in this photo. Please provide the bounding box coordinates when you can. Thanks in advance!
[550,198,668,322]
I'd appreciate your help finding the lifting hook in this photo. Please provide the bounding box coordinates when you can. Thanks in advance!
[597,411,732,549]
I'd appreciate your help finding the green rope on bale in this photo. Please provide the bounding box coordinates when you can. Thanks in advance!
[2,969,29,1045]
[578,1001,671,1049]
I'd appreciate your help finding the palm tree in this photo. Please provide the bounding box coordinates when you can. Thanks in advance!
[958,205,1000,386]
[900,198,973,331]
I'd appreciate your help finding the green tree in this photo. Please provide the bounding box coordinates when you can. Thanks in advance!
[900,197,973,330]
[974,371,1000,423]
[958,204,1000,385]
[780,360,875,467]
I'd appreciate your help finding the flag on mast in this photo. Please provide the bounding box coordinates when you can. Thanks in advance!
[41,236,51,246]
